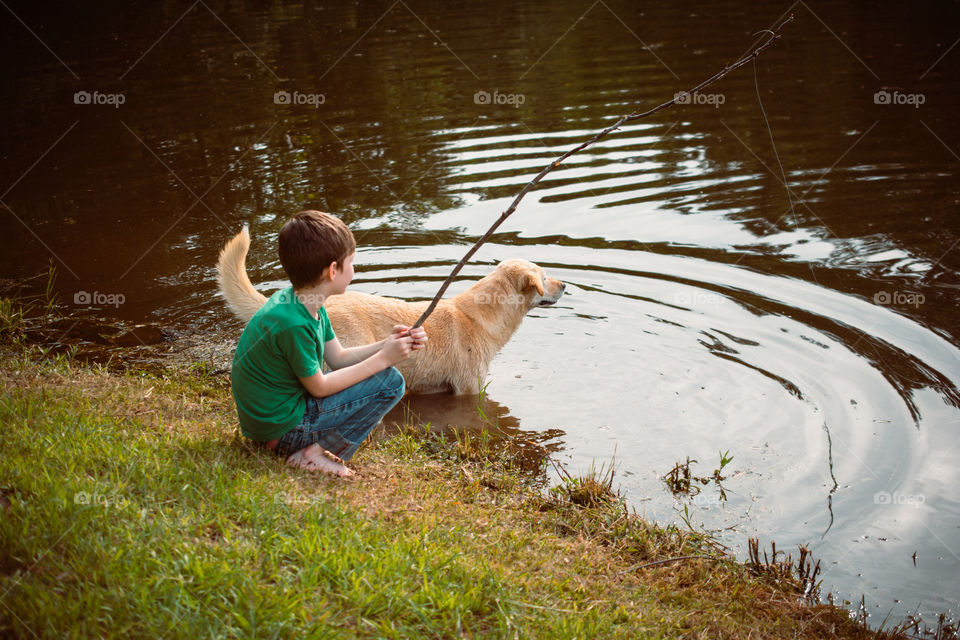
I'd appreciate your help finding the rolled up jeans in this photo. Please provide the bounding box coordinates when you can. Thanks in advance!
[273,367,405,461]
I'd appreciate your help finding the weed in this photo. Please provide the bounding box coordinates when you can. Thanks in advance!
[475,376,498,429]
[550,459,618,509]
[0,298,27,342]
[890,611,960,640]
[0,264,60,344]
[746,537,822,602]
[664,451,734,501]
[42,260,59,318]
[665,455,698,494]
[713,449,734,481]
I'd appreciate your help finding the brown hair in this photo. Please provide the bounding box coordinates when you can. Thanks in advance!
[278,210,355,289]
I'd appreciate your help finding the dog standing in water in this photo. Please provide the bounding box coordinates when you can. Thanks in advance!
[218,226,566,394]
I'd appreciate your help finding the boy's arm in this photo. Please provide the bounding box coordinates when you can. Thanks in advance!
[298,328,424,398]
[323,336,385,370]
[298,351,392,398]
[324,326,428,370]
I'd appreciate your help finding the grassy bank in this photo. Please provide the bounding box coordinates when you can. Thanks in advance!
[0,344,906,639]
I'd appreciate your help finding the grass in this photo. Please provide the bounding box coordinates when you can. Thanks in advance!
[0,333,923,639]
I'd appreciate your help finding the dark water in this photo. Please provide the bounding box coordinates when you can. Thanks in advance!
[2,0,959,625]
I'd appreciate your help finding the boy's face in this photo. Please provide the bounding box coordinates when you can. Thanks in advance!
[330,252,355,295]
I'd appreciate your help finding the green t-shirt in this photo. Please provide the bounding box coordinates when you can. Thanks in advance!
[230,287,336,441]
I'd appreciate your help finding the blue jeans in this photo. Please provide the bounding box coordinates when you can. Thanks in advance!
[273,367,405,461]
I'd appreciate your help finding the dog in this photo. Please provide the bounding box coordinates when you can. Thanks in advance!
[217,226,566,394]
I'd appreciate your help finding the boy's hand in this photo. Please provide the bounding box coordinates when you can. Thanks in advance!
[381,331,415,365]
[391,325,428,350]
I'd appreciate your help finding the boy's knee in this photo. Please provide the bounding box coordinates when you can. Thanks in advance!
[382,366,405,398]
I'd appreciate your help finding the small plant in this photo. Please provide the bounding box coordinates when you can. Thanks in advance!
[664,451,735,501]
[474,377,497,428]
[0,298,27,342]
[746,537,822,603]
[664,456,697,495]
[476,376,490,402]
[0,263,61,344]
[43,261,59,318]
[389,421,430,457]
[189,359,216,381]
[891,611,960,640]
[551,459,619,508]
[712,449,734,482]
[454,427,495,463]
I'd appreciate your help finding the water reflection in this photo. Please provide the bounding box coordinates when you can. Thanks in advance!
[384,392,565,475]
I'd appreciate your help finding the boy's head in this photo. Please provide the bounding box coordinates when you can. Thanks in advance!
[278,210,356,289]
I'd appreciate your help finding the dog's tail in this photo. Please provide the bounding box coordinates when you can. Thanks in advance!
[217,225,268,323]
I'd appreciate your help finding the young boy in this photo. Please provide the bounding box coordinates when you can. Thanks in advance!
[230,210,427,477]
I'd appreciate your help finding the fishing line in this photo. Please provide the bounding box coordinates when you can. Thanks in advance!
[753,56,797,227]
[753,55,821,287]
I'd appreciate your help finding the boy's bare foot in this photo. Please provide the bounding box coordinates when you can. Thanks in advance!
[286,443,354,477]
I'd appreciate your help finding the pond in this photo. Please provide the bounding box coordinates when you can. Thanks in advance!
[2,0,958,626]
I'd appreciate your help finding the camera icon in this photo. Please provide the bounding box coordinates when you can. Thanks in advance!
[74,491,90,504]
[74,291,91,304]
[274,91,291,105]
[473,90,491,105]
[475,292,491,304]
[674,91,691,104]
[873,491,892,505]
[873,291,891,305]
[873,90,891,105]
[74,91,91,105]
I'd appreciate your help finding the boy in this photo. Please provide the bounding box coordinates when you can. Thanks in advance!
[230,210,427,477]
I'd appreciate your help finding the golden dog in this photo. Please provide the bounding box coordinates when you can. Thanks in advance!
[217,227,566,394]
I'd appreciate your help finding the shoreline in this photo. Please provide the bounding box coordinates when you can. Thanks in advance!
[1,288,955,637]
[1,337,943,639]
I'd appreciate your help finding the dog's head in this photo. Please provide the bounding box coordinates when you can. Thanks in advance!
[497,259,566,308]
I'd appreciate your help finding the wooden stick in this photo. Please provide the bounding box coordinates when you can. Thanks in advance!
[410,14,794,329]
[617,554,721,575]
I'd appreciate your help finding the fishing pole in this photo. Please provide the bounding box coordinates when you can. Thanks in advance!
[410,14,794,329]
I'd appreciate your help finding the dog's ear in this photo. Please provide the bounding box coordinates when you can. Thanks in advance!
[522,271,545,296]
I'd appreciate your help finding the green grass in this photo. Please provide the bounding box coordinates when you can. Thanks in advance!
[0,346,908,639]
